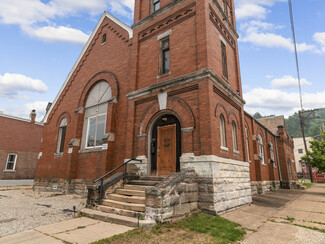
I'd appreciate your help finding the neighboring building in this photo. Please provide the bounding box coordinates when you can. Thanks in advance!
[258,116,298,188]
[0,110,43,180]
[293,137,312,175]
[34,0,298,219]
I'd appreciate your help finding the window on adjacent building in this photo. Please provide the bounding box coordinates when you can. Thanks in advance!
[232,121,238,152]
[245,127,250,162]
[56,118,67,153]
[153,0,160,12]
[5,154,17,171]
[298,148,303,154]
[102,34,106,44]
[82,81,111,149]
[221,41,228,79]
[220,115,227,148]
[269,142,275,162]
[160,37,170,75]
[258,134,265,165]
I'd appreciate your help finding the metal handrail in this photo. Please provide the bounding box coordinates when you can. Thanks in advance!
[93,158,142,204]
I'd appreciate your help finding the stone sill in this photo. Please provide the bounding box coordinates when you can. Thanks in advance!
[157,71,171,79]
[220,146,229,152]
[79,147,102,154]
[233,150,240,155]
[54,152,64,157]
[3,170,16,173]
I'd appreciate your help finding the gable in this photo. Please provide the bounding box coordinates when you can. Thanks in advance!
[43,12,133,123]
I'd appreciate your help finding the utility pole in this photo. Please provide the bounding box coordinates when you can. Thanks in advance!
[299,109,319,182]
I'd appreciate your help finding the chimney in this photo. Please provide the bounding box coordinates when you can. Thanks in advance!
[46,102,52,114]
[277,125,284,136]
[30,109,36,124]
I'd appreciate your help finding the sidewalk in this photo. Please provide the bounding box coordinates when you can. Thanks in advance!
[222,184,325,244]
[0,179,34,187]
[0,217,133,244]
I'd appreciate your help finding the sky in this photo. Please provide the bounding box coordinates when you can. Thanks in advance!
[0,0,324,121]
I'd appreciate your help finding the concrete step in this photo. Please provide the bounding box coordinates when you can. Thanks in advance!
[123,184,148,191]
[127,180,159,186]
[115,188,145,197]
[80,208,155,228]
[139,176,165,181]
[108,193,145,204]
[102,199,145,212]
[96,205,145,218]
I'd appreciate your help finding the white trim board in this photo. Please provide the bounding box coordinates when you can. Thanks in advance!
[43,12,133,123]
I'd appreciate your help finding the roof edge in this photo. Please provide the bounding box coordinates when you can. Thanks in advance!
[0,113,44,126]
[43,12,133,123]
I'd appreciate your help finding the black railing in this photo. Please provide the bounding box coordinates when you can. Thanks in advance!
[93,158,142,204]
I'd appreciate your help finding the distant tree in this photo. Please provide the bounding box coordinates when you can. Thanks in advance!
[253,112,263,119]
[302,132,325,173]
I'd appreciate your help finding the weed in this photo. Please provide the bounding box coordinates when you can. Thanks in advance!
[77,226,86,229]
[294,224,325,233]
[287,216,295,222]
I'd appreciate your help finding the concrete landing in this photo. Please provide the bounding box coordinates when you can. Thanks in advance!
[0,217,133,244]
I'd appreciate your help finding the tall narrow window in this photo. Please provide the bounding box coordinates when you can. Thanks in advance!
[160,38,170,74]
[223,0,228,17]
[82,81,111,149]
[5,154,17,171]
[245,127,250,162]
[153,0,160,12]
[102,34,106,44]
[258,134,265,165]
[221,41,228,79]
[220,115,227,148]
[232,122,238,152]
[56,118,67,153]
[270,142,275,163]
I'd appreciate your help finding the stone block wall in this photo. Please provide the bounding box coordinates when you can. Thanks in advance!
[251,181,281,195]
[180,153,252,213]
[126,156,148,176]
[145,170,199,222]
[33,178,91,196]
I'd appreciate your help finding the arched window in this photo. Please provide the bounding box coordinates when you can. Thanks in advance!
[82,81,112,149]
[56,118,67,153]
[245,127,250,162]
[232,121,238,152]
[220,115,227,148]
[258,134,265,165]
[269,142,275,163]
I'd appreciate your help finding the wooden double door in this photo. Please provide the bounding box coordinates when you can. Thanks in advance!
[151,115,181,176]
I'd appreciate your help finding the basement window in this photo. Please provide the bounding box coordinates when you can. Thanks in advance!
[5,154,17,171]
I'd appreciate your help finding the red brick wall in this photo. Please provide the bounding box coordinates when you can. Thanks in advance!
[0,116,43,179]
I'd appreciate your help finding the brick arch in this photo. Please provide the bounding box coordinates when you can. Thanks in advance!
[78,71,119,107]
[228,111,240,127]
[56,112,71,127]
[214,103,229,123]
[139,96,196,135]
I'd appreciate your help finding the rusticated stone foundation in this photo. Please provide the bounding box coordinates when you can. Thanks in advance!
[33,178,92,195]
[251,181,281,195]
[180,153,252,213]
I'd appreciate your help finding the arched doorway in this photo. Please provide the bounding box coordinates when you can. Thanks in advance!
[150,114,181,176]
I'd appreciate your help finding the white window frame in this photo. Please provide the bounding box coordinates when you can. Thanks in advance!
[245,127,250,162]
[85,113,107,149]
[220,114,227,149]
[232,121,239,153]
[4,153,18,171]
[56,118,67,154]
[258,134,265,165]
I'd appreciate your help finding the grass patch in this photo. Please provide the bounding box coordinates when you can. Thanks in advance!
[77,226,86,229]
[287,216,295,222]
[91,212,245,244]
[302,183,313,188]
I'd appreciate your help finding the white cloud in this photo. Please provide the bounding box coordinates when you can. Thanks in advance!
[0,73,48,98]
[239,21,316,52]
[314,32,325,54]
[23,25,89,45]
[3,101,48,121]
[235,0,286,20]
[0,0,113,44]
[271,75,312,89]
[244,88,325,116]
[108,0,134,18]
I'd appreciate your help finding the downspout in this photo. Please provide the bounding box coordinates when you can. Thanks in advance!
[275,135,283,187]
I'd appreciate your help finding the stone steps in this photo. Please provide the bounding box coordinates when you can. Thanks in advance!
[96,205,145,218]
[127,180,159,186]
[102,199,145,212]
[80,208,155,228]
[107,193,145,204]
[115,188,146,197]
[123,184,148,191]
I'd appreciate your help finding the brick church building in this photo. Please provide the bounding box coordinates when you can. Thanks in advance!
[35,0,297,219]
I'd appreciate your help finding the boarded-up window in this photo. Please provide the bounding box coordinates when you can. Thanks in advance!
[221,41,228,79]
